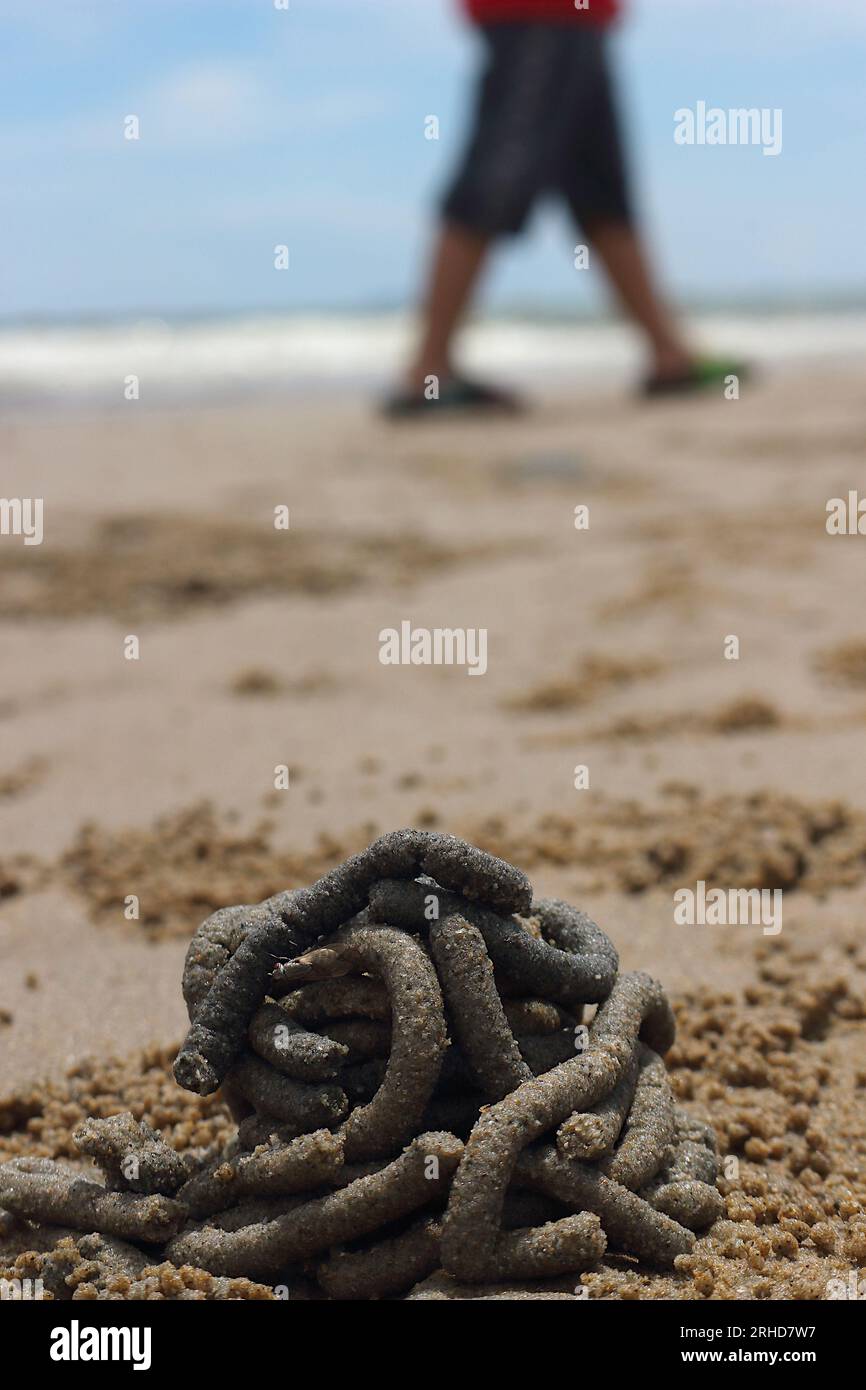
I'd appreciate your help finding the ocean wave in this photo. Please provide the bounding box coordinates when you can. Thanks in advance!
[1,308,865,406]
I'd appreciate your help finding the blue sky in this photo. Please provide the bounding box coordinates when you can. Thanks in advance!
[1,0,864,320]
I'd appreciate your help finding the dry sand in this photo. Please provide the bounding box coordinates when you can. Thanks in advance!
[1,369,865,1297]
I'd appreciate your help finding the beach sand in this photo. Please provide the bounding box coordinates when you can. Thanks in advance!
[1,368,865,1298]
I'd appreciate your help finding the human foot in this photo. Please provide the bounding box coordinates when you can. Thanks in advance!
[382,374,524,419]
[643,356,750,398]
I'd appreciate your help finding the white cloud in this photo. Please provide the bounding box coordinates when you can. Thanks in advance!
[150,60,264,138]
[0,53,388,163]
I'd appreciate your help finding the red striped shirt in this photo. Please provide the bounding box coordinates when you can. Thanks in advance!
[463,0,619,24]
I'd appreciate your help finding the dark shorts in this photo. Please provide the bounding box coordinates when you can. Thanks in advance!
[442,23,632,236]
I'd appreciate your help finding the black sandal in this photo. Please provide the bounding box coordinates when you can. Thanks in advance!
[382,375,524,419]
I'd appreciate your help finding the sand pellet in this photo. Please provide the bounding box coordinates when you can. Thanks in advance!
[73,1112,189,1196]
[638,1106,722,1230]
[175,831,530,1095]
[428,912,531,1100]
[368,877,617,1005]
[247,1002,348,1079]
[176,1129,344,1218]
[516,1144,694,1267]
[667,1108,720,1182]
[502,999,570,1036]
[226,1053,347,1131]
[599,1044,675,1189]
[456,1210,607,1281]
[2,833,723,1297]
[557,1047,641,1161]
[5,1231,151,1300]
[331,923,448,1161]
[0,1158,185,1243]
[440,973,675,1281]
[519,899,620,1004]
[316,1215,442,1299]
[176,907,305,1097]
[322,1017,392,1061]
[670,1141,718,1187]
[281,976,391,1024]
[165,1132,463,1279]
[643,1178,724,1231]
[202,1195,307,1231]
[181,894,296,1017]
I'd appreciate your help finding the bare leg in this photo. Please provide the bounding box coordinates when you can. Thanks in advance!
[406,221,491,393]
[583,217,694,380]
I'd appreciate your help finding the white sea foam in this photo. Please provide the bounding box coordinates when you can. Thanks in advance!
[0,308,864,407]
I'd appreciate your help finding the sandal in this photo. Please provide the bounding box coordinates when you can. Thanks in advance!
[382,375,524,419]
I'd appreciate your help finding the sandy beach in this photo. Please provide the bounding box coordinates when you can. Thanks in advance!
[2,367,865,1298]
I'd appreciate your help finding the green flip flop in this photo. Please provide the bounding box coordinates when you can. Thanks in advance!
[643,358,750,398]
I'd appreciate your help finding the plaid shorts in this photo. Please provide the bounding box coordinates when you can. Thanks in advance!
[442,23,632,235]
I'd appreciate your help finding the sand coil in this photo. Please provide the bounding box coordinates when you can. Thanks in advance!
[0,831,721,1299]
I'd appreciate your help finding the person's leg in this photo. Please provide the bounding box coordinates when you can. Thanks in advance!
[406,222,491,393]
[581,216,693,380]
[561,33,702,382]
[394,25,563,408]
